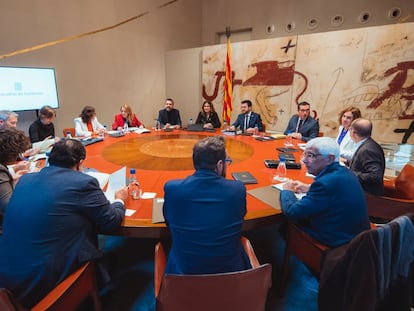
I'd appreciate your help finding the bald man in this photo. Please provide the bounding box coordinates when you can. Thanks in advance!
[349,118,385,196]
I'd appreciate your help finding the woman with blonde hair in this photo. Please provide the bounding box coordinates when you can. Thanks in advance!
[112,104,144,130]
[336,106,361,163]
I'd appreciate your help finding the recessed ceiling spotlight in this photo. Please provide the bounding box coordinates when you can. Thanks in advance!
[387,7,402,20]
[331,14,344,27]
[358,11,371,24]
[266,24,275,34]
[285,21,296,33]
[307,18,319,30]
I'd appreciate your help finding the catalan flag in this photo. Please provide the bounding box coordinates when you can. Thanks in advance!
[223,29,233,124]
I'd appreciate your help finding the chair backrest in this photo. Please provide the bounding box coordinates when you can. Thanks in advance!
[31,261,102,311]
[394,164,414,200]
[62,128,75,137]
[0,289,25,311]
[156,263,272,311]
[154,237,271,311]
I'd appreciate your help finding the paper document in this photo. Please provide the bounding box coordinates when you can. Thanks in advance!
[32,138,55,153]
[105,166,127,203]
[272,183,306,200]
[85,171,110,189]
[134,128,151,134]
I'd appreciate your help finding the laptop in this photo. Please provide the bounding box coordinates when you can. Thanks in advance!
[231,171,258,184]
[186,124,204,132]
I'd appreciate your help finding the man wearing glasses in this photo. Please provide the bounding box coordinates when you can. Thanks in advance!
[284,101,319,142]
[162,136,251,274]
[280,137,370,247]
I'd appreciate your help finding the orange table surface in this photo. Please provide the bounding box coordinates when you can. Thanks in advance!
[83,130,313,238]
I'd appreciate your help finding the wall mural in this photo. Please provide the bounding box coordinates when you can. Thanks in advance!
[202,22,414,144]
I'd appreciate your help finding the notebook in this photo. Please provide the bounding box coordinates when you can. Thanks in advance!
[231,171,258,184]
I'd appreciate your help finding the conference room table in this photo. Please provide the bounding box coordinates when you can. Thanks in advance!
[82,129,314,238]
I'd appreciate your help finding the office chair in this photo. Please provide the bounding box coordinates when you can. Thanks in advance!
[366,164,414,221]
[279,222,330,294]
[62,127,75,138]
[0,261,102,311]
[154,237,272,311]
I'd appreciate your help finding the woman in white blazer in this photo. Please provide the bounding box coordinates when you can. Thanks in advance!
[336,106,361,164]
[74,106,105,137]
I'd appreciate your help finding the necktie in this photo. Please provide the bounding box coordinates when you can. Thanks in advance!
[244,114,250,130]
[297,119,303,133]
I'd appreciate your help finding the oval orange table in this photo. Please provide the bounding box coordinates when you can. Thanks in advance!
[82,130,313,238]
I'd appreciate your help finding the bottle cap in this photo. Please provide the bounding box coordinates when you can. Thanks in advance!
[130,168,136,174]
[280,155,285,161]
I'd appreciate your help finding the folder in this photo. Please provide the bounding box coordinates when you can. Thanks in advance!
[231,171,258,184]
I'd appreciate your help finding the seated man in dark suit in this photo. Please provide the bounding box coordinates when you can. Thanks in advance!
[349,118,385,196]
[284,101,319,142]
[229,100,263,133]
[0,139,128,308]
[157,98,182,129]
[163,136,251,274]
[280,137,370,247]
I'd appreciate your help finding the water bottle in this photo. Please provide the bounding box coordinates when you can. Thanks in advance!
[277,155,287,181]
[254,125,259,136]
[123,122,129,133]
[155,119,160,131]
[100,125,106,138]
[285,130,293,147]
[66,131,72,139]
[128,168,142,200]
[45,151,51,167]
[222,120,227,131]
[188,118,193,126]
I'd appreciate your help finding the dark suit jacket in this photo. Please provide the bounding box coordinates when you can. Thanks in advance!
[232,112,264,132]
[158,108,182,127]
[195,111,221,128]
[284,115,319,142]
[349,137,385,196]
[280,162,370,247]
[28,118,55,143]
[0,166,125,308]
[163,169,251,274]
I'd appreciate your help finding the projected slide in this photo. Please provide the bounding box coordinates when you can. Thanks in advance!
[0,66,59,111]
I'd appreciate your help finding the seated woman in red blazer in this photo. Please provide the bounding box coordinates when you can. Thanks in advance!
[112,104,144,130]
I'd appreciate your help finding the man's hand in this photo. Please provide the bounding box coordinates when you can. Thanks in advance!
[115,187,129,202]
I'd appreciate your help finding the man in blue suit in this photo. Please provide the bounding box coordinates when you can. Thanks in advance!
[280,137,370,247]
[230,99,264,133]
[284,101,319,142]
[0,139,128,308]
[163,136,251,274]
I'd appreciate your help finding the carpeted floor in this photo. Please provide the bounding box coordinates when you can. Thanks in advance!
[99,224,319,311]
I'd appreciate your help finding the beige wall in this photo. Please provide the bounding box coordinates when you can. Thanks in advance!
[2,0,414,139]
[0,0,202,135]
[201,0,414,45]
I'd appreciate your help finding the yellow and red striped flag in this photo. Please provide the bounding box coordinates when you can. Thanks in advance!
[223,29,233,124]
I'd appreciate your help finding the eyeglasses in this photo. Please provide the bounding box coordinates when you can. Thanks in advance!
[225,158,232,166]
[302,151,322,159]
